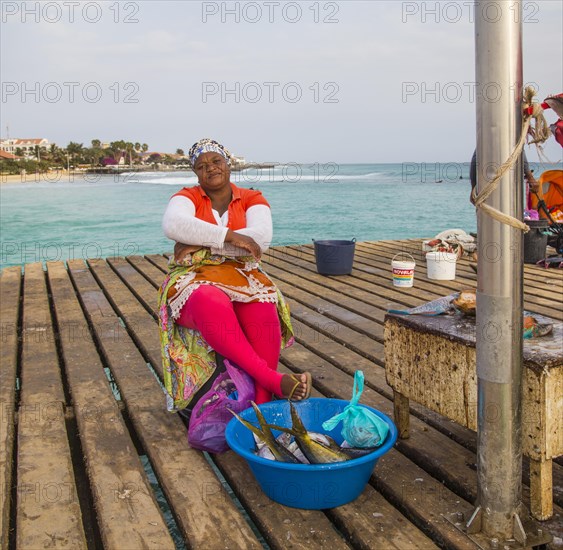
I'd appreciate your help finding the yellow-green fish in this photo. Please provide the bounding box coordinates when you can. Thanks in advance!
[229,403,300,463]
[266,402,353,464]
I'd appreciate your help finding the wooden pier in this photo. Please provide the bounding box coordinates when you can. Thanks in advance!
[1,239,562,549]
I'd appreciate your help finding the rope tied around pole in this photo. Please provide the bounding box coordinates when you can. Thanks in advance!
[471,86,552,232]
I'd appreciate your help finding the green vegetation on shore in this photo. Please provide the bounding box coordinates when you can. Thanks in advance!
[0,139,190,175]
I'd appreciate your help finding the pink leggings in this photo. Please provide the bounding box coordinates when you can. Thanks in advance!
[176,285,283,404]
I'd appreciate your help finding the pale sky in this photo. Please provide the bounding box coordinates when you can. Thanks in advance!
[1,0,562,163]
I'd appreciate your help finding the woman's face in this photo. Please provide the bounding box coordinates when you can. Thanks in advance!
[193,152,231,191]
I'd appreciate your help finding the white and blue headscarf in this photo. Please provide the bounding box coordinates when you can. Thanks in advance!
[188,138,232,168]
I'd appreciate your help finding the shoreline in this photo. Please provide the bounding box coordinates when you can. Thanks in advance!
[0,170,88,186]
[0,163,279,186]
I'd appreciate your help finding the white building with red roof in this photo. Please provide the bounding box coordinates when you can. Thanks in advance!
[0,138,49,158]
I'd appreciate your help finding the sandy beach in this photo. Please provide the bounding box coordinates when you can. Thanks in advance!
[0,167,196,186]
[1,171,86,185]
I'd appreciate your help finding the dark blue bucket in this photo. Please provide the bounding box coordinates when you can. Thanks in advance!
[313,239,356,275]
[523,219,549,264]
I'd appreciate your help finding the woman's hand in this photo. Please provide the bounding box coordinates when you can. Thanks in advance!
[225,230,262,260]
[174,242,200,263]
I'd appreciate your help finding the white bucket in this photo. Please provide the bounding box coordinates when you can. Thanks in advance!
[426,251,457,280]
[391,253,416,287]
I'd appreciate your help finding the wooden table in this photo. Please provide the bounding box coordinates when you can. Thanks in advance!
[385,310,563,521]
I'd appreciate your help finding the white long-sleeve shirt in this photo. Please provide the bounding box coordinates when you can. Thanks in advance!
[162,195,273,257]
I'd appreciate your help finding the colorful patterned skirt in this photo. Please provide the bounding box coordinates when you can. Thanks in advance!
[158,248,294,412]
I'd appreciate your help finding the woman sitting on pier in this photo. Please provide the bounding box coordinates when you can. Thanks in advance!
[158,138,311,417]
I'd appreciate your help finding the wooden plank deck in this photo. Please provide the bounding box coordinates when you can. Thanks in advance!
[1,239,562,549]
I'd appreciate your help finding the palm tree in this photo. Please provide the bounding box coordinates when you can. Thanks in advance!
[124,142,135,167]
[55,147,67,166]
[41,143,54,162]
[66,142,84,167]
[134,142,145,165]
[46,145,65,166]
[44,143,62,164]
[109,140,126,163]
[86,140,103,166]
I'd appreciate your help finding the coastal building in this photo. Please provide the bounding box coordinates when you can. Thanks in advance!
[0,138,50,158]
[231,155,246,167]
[0,150,20,160]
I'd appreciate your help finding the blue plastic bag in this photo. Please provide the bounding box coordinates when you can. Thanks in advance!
[322,371,389,448]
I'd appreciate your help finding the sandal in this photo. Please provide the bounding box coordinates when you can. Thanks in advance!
[286,372,312,401]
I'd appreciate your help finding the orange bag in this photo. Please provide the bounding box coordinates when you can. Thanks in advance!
[530,170,563,221]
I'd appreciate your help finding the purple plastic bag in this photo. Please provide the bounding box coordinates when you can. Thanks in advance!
[188,359,255,453]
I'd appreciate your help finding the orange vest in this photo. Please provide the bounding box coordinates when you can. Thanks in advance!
[172,183,269,230]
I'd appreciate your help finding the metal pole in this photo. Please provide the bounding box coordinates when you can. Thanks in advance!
[472,0,524,539]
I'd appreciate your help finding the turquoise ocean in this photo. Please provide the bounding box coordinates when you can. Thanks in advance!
[1,161,551,270]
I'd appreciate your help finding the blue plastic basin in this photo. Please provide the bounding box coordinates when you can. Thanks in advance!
[225,398,397,509]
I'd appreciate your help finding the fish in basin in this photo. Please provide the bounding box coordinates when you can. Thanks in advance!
[232,401,380,464]
[229,402,300,463]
